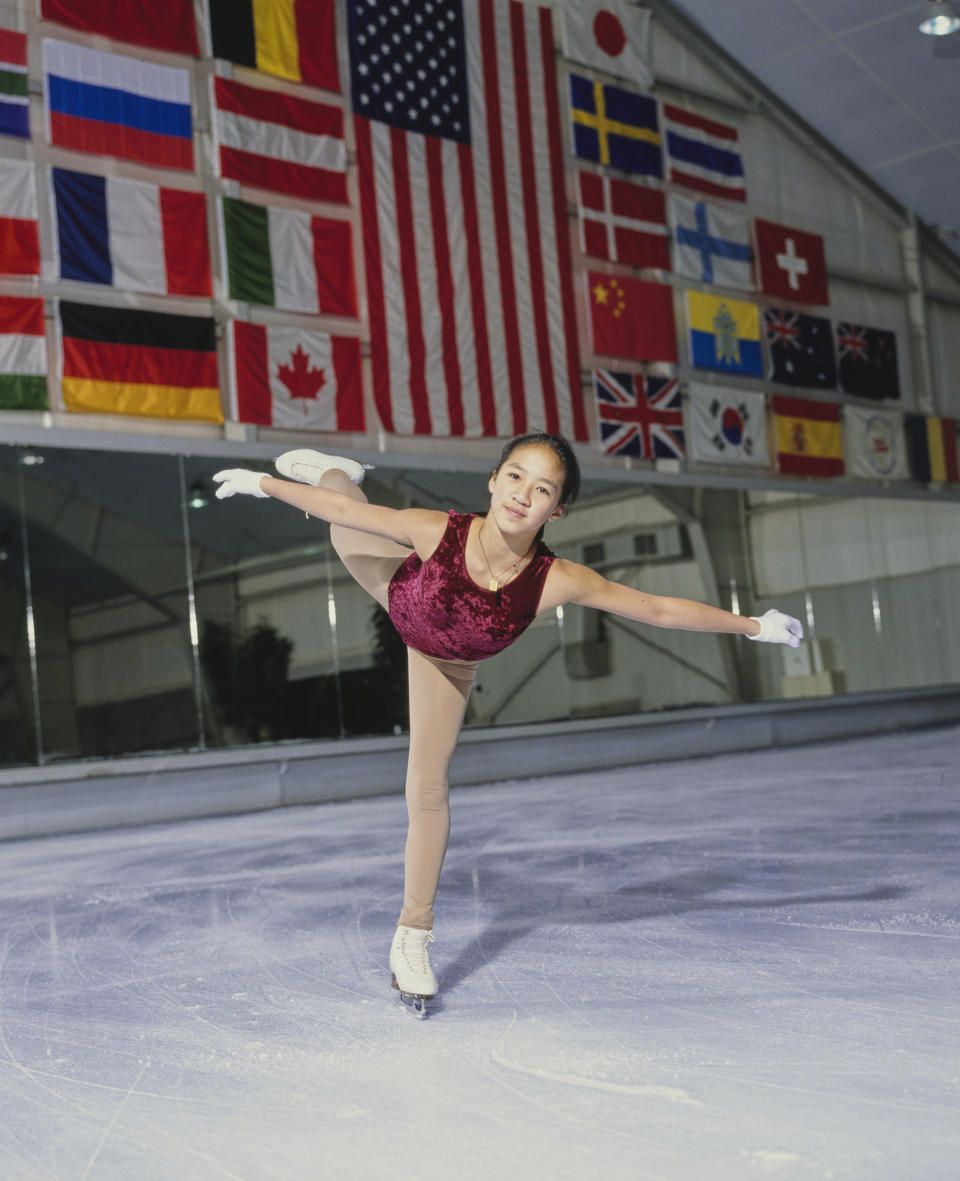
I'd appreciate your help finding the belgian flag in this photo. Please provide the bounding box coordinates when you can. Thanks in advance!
[58,301,221,422]
[905,415,959,484]
[208,0,338,91]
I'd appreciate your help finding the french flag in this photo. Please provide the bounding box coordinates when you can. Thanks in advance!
[52,167,211,298]
[42,39,193,172]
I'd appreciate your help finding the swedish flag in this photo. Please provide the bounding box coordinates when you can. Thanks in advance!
[569,74,662,178]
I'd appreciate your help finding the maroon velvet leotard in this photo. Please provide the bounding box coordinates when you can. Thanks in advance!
[388,511,556,661]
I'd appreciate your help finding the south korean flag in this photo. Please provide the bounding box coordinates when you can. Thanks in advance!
[688,384,770,467]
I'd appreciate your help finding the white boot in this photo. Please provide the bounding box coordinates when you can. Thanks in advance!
[390,925,437,1016]
[274,448,367,486]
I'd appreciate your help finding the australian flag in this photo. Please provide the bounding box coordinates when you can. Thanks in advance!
[595,371,684,459]
[764,307,836,390]
[836,322,900,400]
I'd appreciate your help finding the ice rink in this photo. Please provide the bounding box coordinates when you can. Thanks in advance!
[1,724,958,1180]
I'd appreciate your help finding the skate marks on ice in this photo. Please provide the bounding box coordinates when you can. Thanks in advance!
[0,724,958,1179]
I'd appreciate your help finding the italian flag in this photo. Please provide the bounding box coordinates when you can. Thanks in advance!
[231,320,363,432]
[0,296,47,411]
[221,196,355,317]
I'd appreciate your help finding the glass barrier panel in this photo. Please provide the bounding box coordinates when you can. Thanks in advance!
[19,446,197,761]
[0,448,37,766]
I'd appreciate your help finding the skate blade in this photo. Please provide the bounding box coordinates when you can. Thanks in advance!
[391,974,433,1019]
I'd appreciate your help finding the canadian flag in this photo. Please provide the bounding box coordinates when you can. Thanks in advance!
[754,218,829,306]
[561,2,653,88]
[231,322,364,432]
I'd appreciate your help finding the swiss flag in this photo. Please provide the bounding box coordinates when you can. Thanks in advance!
[754,219,829,306]
[587,272,677,363]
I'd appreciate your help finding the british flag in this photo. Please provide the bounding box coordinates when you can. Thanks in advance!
[595,370,685,459]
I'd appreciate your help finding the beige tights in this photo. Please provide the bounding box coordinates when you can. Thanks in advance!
[322,471,477,930]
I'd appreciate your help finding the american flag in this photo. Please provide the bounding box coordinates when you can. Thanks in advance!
[595,371,685,459]
[348,0,585,438]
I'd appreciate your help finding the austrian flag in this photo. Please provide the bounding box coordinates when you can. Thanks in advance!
[231,321,364,432]
[212,77,347,203]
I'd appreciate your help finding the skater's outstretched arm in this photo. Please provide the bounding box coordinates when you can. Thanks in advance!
[540,559,803,646]
[211,469,446,556]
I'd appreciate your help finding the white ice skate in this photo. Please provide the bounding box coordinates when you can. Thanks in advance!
[274,448,368,486]
[389,926,437,1019]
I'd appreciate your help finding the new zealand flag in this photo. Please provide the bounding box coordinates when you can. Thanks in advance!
[836,322,900,400]
[764,307,836,390]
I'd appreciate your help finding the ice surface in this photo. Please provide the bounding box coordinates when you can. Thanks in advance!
[0,725,958,1180]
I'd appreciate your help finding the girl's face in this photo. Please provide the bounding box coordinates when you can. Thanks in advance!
[487,444,567,534]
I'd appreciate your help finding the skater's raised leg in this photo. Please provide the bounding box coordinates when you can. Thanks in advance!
[275,449,412,610]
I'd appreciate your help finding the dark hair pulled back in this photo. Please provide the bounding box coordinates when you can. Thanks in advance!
[492,432,581,508]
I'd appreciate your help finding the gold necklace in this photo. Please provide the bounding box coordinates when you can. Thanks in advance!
[476,525,533,597]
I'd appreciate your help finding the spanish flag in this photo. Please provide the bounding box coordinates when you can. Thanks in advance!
[59,301,221,422]
[905,414,958,484]
[208,0,339,92]
[771,394,844,477]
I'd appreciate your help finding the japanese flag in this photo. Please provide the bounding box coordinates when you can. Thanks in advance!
[561,3,653,88]
[230,321,364,432]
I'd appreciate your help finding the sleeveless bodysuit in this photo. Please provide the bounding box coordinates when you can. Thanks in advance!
[388,511,555,662]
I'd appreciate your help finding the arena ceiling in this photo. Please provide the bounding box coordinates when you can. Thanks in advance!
[660,0,960,259]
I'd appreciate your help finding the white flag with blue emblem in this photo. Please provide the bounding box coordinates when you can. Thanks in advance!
[670,193,753,290]
[843,405,908,480]
[688,384,769,466]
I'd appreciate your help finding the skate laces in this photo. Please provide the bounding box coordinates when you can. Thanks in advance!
[404,929,434,972]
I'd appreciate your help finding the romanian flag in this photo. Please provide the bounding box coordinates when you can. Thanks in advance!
[208,0,339,92]
[43,39,193,172]
[0,296,47,411]
[771,394,844,477]
[686,289,763,377]
[905,415,958,484]
[58,301,221,422]
[0,29,29,139]
[40,0,199,56]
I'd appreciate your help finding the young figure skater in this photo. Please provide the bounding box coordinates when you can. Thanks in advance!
[213,434,802,1015]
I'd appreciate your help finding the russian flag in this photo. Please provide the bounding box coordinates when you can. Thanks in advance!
[42,39,193,172]
[52,167,211,297]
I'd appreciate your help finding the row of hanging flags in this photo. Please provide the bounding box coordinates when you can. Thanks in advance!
[594,375,958,485]
[0,0,954,485]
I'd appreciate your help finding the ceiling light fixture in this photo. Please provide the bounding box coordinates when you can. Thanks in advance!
[919,0,960,35]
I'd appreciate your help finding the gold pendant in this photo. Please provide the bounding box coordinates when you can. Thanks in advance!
[489,578,499,592]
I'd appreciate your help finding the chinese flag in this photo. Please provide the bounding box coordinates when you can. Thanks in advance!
[587,272,677,362]
[755,219,829,306]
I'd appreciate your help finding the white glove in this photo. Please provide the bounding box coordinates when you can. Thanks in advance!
[212,469,269,499]
[746,608,804,648]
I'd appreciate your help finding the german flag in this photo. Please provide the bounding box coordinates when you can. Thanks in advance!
[771,394,844,477]
[905,415,959,484]
[59,301,221,422]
